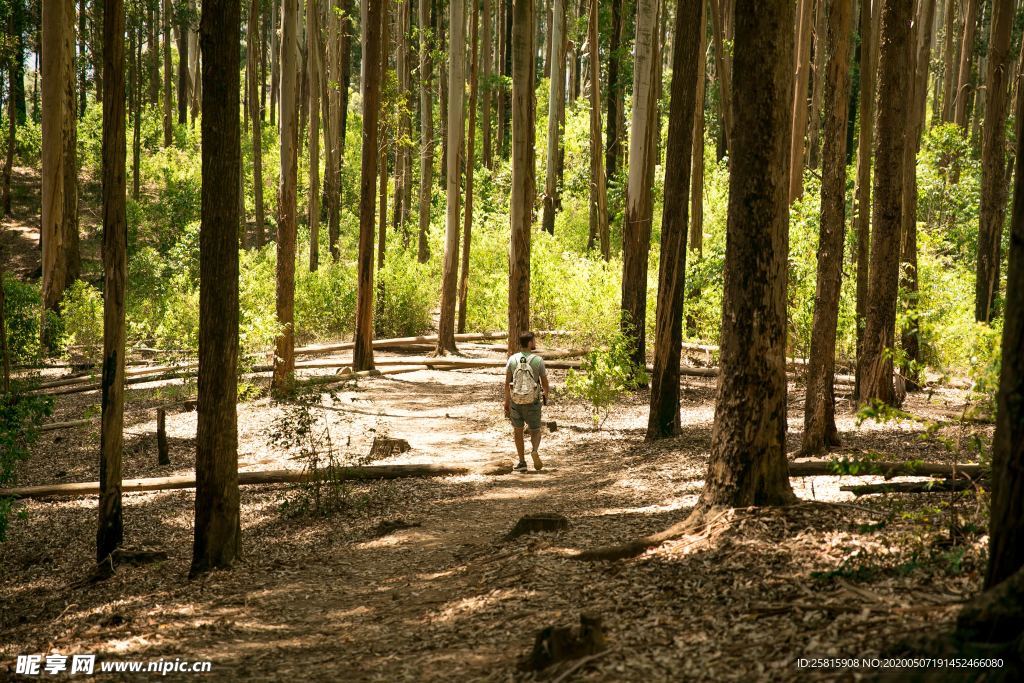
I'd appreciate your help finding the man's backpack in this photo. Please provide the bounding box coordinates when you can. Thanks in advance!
[510,353,540,405]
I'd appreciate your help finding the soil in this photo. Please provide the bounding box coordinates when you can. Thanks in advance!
[0,348,992,681]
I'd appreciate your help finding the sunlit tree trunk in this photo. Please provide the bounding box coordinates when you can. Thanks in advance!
[953,0,977,127]
[435,0,466,355]
[162,0,172,145]
[307,0,321,271]
[248,0,266,247]
[700,0,796,509]
[189,0,200,124]
[685,2,707,339]
[482,0,493,169]
[458,0,480,335]
[788,0,814,203]
[620,0,660,370]
[271,0,279,127]
[709,0,733,156]
[273,0,299,393]
[508,0,535,353]
[192,0,242,576]
[417,0,433,264]
[800,0,854,455]
[940,0,957,122]
[541,0,565,234]
[585,0,608,259]
[177,4,189,125]
[354,0,383,371]
[646,0,702,440]
[857,0,913,407]
[323,0,340,260]
[605,0,624,184]
[807,0,826,170]
[976,0,1014,323]
[98,0,126,564]
[133,25,142,199]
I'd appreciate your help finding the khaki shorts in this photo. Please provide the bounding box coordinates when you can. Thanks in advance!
[510,400,542,430]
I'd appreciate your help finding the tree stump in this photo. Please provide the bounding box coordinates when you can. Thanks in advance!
[519,614,607,671]
[369,437,412,459]
[505,513,569,540]
[156,408,170,465]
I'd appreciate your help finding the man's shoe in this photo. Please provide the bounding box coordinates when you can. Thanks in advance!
[531,452,543,471]
[514,460,528,472]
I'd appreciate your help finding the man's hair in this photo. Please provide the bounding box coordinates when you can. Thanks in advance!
[518,331,535,348]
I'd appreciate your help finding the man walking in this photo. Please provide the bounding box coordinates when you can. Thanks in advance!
[504,331,550,472]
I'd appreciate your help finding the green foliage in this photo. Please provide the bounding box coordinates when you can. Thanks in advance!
[565,331,648,426]
[0,392,53,541]
[374,252,436,339]
[58,281,104,365]
[1,275,43,365]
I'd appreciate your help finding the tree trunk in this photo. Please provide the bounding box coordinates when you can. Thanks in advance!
[788,0,814,203]
[620,0,660,370]
[189,0,200,124]
[508,0,535,353]
[307,0,321,271]
[132,26,142,200]
[192,0,242,576]
[435,0,466,355]
[458,0,480,335]
[854,0,879,396]
[162,0,172,145]
[953,0,978,127]
[2,60,16,215]
[800,0,854,455]
[417,0,433,264]
[709,0,733,157]
[585,0,608,259]
[248,0,266,247]
[482,0,493,170]
[686,2,707,339]
[807,0,827,170]
[857,0,913,407]
[273,0,300,393]
[97,0,127,564]
[324,0,341,261]
[984,61,1024,589]
[176,8,189,125]
[976,0,1014,323]
[941,0,957,122]
[438,4,448,188]
[700,0,796,509]
[606,0,624,184]
[541,0,565,234]
[41,0,81,335]
[645,0,702,440]
[354,0,384,371]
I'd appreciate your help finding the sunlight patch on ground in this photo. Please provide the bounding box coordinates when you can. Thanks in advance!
[591,495,698,517]
[469,486,545,501]
[427,588,529,624]
[356,528,444,549]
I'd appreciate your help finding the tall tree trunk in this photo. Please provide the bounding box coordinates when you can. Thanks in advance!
[435,0,466,355]
[984,66,1024,589]
[586,0,608,259]
[189,0,200,124]
[646,0,702,440]
[941,0,957,122]
[709,0,733,157]
[132,24,141,199]
[3,59,16,215]
[249,0,266,247]
[699,0,796,509]
[97,0,126,564]
[417,0,433,263]
[177,6,189,125]
[496,0,507,159]
[482,0,493,169]
[807,0,827,170]
[788,0,814,203]
[976,0,1014,323]
[324,0,341,260]
[192,0,242,576]
[271,0,279,127]
[307,0,321,271]
[458,0,480,335]
[273,0,299,393]
[953,0,977,127]
[686,1,707,339]
[857,0,913,407]
[620,0,660,370]
[606,0,623,184]
[854,0,879,396]
[800,0,854,455]
[41,0,81,335]
[162,0,172,145]
[508,0,535,353]
[354,0,383,371]
[438,4,448,188]
[541,0,565,234]
[392,0,410,236]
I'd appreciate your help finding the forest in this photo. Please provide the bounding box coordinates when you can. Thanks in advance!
[1,0,1024,679]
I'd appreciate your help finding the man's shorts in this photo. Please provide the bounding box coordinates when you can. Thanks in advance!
[510,400,542,430]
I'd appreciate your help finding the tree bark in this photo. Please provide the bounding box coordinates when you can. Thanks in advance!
[508,0,535,353]
[620,0,660,370]
[605,0,624,184]
[482,0,493,169]
[192,0,242,577]
[435,0,466,355]
[307,0,321,271]
[800,0,854,455]
[953,0,978,127]
[940,0,957,122]
[354,0,384,371]
[585,0,608,259]
[700,0,796,509]
[324,0,341,261]
[807,0,827,170]
[984,58,1024,589]
[162,0,172,145]
[248,0,266,247]
[273,0,299,393]
[132,25,142,199]
[458,0,480,335]
[645,0,702,440]
[3,57,16,216]
[417,0,433,264]
[271,0,279,126]
[686,1,707,339]
[975,0,1014,323]
[709,0,733,157]
[788,0,814,203]
[541,0,565,234]
[857,0,913,407]
[176,5,189,125]
[97,0,127,564]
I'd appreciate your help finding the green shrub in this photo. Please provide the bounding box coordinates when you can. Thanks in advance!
[565,330,648,427]
[375,252,435,338]
[59,281,104,364]
[0,392,53,541]
[1,276,43,365]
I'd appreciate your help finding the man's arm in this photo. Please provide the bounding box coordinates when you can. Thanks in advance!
[537,359,551,405]
[504,368,512,416]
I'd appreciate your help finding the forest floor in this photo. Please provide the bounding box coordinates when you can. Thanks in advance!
[0,342,993,681]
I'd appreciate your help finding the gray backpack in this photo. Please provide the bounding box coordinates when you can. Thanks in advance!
[510,353,540,405]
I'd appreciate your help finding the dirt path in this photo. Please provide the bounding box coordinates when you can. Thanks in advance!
[1,359,989,681]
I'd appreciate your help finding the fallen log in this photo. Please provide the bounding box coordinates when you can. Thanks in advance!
[788,459,986,479]
[293,330,509,356]
[0,463,471,500]
[840,480,984,496]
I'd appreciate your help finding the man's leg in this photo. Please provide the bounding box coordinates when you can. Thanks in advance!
[529,403,543,470]
[513,426,527,467]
